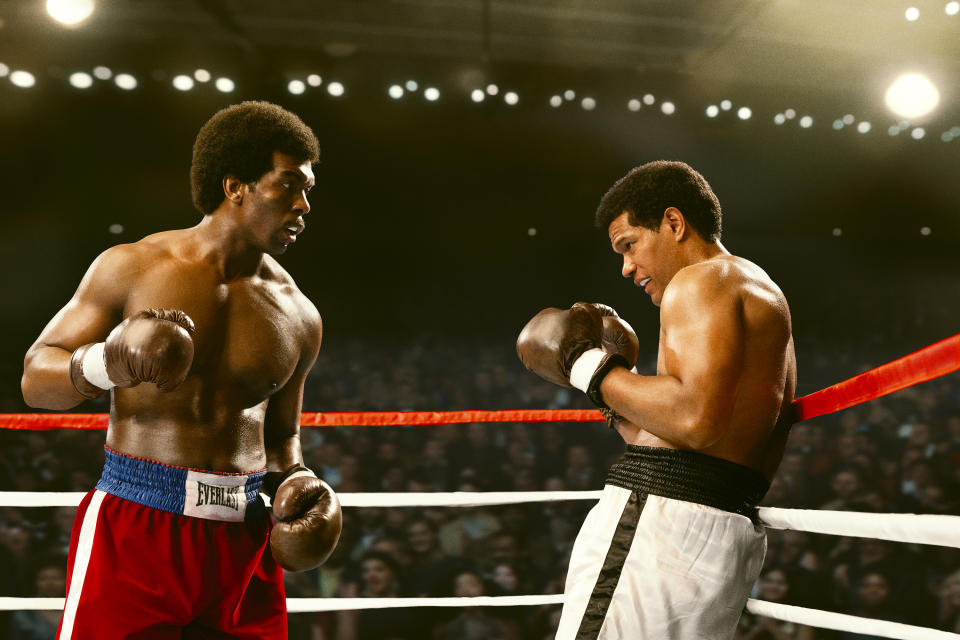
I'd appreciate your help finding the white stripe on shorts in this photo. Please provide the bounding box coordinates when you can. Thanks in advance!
[59,490,106,640]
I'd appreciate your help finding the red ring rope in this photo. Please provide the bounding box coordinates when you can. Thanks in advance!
[3,333,957,430]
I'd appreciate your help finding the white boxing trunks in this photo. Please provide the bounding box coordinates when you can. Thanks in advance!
[555,446,769,640]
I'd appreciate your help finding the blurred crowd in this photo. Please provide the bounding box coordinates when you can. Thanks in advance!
[1,334,959,639]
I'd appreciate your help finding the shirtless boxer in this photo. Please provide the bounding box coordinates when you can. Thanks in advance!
[21,101,341,639]
[517,161,796,639]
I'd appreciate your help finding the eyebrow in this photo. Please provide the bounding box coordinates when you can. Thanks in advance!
[279,170,314,187]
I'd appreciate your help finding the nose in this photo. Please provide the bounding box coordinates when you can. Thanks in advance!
[621,255,636,279]
[295,191,311,215]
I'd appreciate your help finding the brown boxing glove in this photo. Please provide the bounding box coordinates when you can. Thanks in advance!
[516,303,605,387]
[104,309,196,391]
[590,303,640,370]
[270,467,342,572]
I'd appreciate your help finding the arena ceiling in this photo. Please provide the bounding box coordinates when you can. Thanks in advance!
[2,0,958,117]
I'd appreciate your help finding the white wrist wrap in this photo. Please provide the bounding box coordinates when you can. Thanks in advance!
[569,348,606,393]
[81,342,115,390]
[278,468,317,491]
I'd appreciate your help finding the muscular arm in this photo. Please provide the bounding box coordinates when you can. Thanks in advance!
[599,265,745,450]
[21,248,131,409]
[263,304,322,479]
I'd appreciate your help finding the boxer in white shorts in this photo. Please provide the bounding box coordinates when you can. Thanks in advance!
[518,161,796,639]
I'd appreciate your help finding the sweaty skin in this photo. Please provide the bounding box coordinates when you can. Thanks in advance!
[21,151,318,474]
[601,210,797,482]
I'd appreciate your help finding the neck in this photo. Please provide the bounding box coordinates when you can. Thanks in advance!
[192,211,264,280]
[682,237,729,267]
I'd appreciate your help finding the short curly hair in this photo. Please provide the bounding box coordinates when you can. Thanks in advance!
[190,101,320,215]
[594,161,722,241]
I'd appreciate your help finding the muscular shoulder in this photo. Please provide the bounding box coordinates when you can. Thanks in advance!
[260,256,322,343]
[662,256,788,320]
[81,237,177,304]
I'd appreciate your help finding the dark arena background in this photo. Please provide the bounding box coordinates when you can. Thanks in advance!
[1,1,959,638]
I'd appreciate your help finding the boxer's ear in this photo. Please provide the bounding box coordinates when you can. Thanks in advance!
[662,207,688,240]
[223,175,245,205]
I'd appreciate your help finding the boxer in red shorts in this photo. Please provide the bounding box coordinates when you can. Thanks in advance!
[22,101,342,639]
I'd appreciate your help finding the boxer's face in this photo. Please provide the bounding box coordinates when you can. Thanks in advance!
[608,210,683,307]
[239,151,314,255]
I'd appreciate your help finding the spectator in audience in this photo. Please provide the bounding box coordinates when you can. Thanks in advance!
[434,570,514,640]
[735,565,815,639]
[939,569,960,633]
[7,553,66,640]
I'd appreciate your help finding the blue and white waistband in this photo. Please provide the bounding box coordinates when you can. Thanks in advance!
[96,447,266,522]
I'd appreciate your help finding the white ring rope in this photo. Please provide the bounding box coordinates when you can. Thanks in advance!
[2,596,957,639]
[4,490,959,548]
[745,600,960,640]
[4,489,959,638]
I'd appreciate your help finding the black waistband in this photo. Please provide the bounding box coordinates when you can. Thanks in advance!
[606,446,769,519]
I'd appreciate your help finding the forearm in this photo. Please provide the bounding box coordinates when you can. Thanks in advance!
[21,345,91,410]
[600,367,718,449]
[263,432,307,497]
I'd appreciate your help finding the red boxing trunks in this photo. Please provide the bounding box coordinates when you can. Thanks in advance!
[57,447,287,640]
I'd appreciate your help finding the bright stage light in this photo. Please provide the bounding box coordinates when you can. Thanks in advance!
[215,77,235,93]
[737,106,751,120]
[504,91,518,105]
[706,105,719,118]
[93,66,111,80]
[549,95,562,107]
[799,116,813,128]
[911,127,926,140]
[627,99,641,112]
[643,94,655,106]
[307,74,322,87]
[424,87,440,101]
[10,70,35,88]
[719,99,732,111]
[327,81,345,96]
[905,7,919,20]
[388,84,404,99]
[857,121,872,134]
[947,1,960,15]
[115,73,137,90]
[194,69,210,83]
[774,113,786,125]
[471,89,484,103]
[0,63,8,77]
[661,101,675,115]
[47,0,94,26]
[172,75,194,91]
[486,84,499,96]
[885,73,939,119]
[287,80,305,95]
[581,97,596,111]
[69,72,93,89]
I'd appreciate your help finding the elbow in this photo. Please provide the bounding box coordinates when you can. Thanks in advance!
[20,374,45,409]
[678,413,725,451]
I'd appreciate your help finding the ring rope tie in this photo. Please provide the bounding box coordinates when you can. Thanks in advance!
[1,332,958,638]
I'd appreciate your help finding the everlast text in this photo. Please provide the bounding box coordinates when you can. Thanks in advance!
[196,482,242,511]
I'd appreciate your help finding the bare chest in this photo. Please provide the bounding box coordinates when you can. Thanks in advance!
[125,263,305,399]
